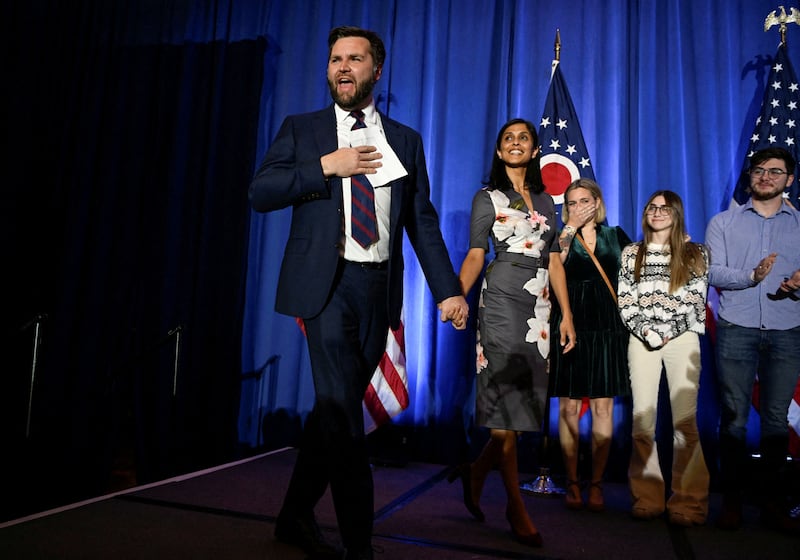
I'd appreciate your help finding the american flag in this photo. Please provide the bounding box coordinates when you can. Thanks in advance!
[731,45,800,209]
[538,59,596,214]
[296,316,408,434]
[538,56,596,420]
[362,320,408,433]
[730,44,800,457]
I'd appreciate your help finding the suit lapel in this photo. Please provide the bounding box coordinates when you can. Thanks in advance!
[313,106,342,199]
[379,114,407,227]
[313,105,339,159]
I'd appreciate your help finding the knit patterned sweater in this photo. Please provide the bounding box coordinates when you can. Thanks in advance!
[617,242,708,348]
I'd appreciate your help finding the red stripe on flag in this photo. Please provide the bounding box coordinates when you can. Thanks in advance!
[579,397,590,418]
[296,315,409,433]
[363,321,408,432]
[378,353,409,409]
[363,383,392,427]
[392,320,405,348]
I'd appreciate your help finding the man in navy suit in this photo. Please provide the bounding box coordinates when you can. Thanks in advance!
[249,26,468,560]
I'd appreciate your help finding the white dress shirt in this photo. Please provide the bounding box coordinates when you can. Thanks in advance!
[334,103,391,262]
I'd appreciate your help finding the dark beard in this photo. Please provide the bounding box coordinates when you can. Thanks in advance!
[750,185,785,201]
[328,74,376,110]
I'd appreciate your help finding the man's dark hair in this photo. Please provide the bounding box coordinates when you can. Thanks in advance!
[750,147,796,174]
[328,26,386,68]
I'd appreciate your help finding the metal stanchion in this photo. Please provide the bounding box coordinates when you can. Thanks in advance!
[168,325,183,397]
[520,396,565,496]
[20,313,48,439]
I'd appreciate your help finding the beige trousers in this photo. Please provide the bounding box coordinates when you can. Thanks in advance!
[627,332,709,521]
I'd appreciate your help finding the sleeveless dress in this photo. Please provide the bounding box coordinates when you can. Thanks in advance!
[548,224,631,398]
[469,187,559,432]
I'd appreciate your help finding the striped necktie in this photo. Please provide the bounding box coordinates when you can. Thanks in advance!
[349,110,377,248]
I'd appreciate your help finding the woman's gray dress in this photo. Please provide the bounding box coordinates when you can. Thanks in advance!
[469,187,558,432]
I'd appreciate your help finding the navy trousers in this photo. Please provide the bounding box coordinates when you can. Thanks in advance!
[279,260,389,553]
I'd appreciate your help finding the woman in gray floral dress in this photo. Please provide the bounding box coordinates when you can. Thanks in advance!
[449,118,576,547]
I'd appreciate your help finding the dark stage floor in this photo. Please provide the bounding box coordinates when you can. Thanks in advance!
[1,448,797,559]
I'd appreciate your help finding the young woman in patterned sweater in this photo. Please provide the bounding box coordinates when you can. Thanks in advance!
[617,190,710,527]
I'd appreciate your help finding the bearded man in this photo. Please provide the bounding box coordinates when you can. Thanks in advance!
[249,26,468,559]
[706,147,800,534]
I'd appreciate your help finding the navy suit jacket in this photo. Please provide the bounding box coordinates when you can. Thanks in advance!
[249,104,461,329]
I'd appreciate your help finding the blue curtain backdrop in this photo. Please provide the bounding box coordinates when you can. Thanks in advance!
[238,0,800,458]
[5,0,798,519]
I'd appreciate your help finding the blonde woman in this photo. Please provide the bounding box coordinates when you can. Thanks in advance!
[549,179,631,512]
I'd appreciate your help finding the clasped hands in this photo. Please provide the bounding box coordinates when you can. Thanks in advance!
[321,145,382,178]
[438,296,469,330]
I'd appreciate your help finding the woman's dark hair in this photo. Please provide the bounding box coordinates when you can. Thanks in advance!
[486,118,543,193]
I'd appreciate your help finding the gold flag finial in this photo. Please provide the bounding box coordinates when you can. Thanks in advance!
[765,5,800,46]
[554,29,561,62]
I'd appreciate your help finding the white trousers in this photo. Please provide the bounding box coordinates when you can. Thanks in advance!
[627,332,709,520]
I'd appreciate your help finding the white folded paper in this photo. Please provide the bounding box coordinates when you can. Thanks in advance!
[350,129,408,187]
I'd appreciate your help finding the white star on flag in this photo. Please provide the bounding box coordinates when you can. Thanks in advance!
[731,46,800,208]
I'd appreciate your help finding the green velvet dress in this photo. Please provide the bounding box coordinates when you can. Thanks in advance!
[549,224,632,398]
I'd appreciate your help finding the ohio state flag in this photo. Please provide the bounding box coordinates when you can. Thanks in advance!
[538,58,595,215]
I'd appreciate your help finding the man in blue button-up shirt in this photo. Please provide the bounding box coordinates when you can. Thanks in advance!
[706,147,800,533]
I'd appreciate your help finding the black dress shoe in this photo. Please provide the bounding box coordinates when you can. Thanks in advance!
[761,501,800,536]
[305,552,344,560]
[343,546,374,560]
[275,514,341,557]
[716,494,743,530]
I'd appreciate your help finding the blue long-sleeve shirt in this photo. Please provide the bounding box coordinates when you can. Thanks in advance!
[705,200,800,330]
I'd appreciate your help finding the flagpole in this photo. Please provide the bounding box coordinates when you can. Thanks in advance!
[554,29,561,61]
[551,29,561,79]
[520,28,568,498]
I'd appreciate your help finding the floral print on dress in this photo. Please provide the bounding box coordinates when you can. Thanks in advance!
[475,335,488,374]
[474,189,554,366]
[524,269,551,359]
[488,190,550,258]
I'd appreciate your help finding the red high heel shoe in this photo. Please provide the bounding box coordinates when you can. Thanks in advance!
[565,479,584,511]
[587,480,605,513]
[446,464,485,522]
[505,507,543,548]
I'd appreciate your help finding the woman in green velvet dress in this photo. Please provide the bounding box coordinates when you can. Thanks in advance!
[549,178,631,512]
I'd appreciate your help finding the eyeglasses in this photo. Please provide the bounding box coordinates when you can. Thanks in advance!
[749,167,788,179]
[645,204,673,216]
